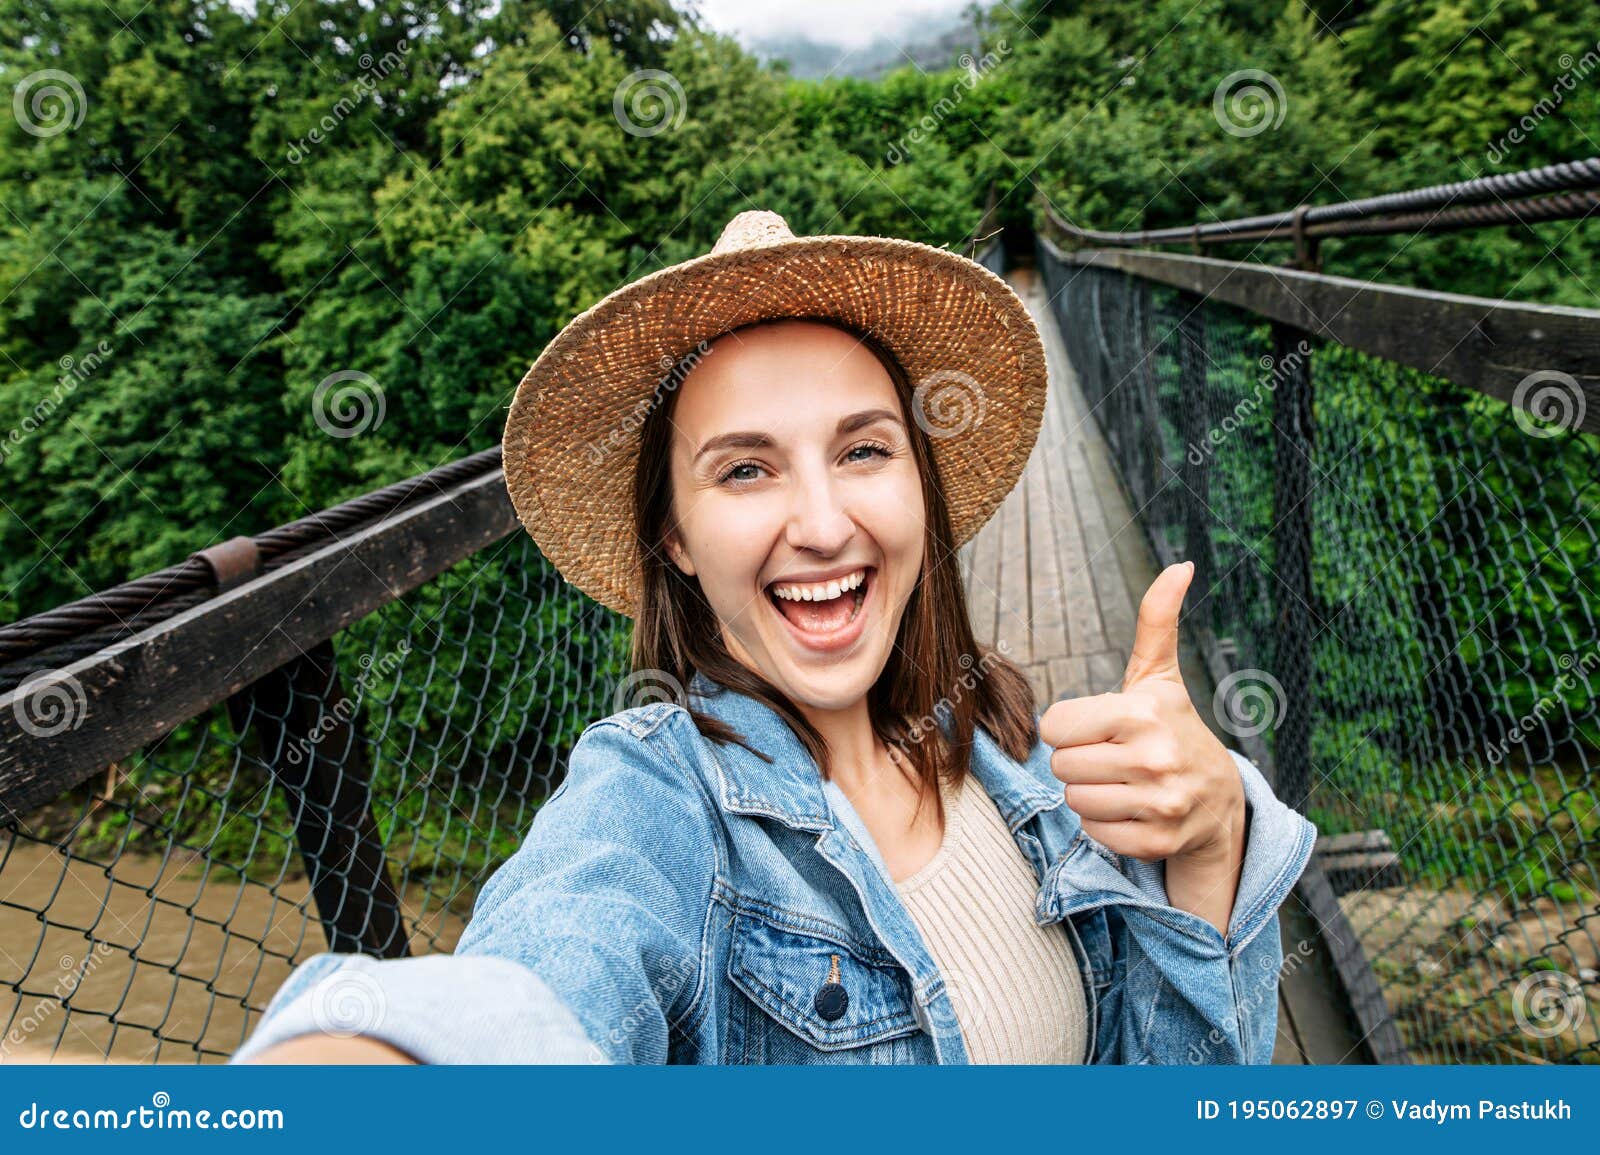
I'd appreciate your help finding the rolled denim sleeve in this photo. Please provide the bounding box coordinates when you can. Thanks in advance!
[230,717,717,1065]
[1043,750,1318,1064]
[229,951,603,1064]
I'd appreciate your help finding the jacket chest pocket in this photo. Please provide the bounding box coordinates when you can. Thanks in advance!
[724,913,925,1064]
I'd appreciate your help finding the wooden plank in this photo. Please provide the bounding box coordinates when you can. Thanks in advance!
[1024,450,1069,662]
[995,472,1032,665]
[1316,830,1395,856]
[1033,333,1105,657]
[1065,433,1138,650]
[1022,661,1051,708]
[1293,861,1411,1063]
[965,497,1002,650]
[1047,238,1600,434]
[1085,650,1125,694]
[0,471,519,818]
[1277,884,1382,1064]
[1047,656,1089,701]
[1273,988,1310,1064]
[1059,359,1162,630]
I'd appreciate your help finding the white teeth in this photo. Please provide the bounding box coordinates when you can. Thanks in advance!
[771,568,868,602]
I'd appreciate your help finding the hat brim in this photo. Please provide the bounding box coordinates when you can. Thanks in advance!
[503,233,1048,619]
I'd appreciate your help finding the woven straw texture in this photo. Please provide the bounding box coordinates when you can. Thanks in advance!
[503,210,1048,619]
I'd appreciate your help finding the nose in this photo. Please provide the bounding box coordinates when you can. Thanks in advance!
[783,468,854,556]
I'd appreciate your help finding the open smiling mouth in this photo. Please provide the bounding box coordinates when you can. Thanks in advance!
[764,566,874,651]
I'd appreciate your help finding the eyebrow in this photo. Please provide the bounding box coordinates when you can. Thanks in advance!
[691,408,904,465]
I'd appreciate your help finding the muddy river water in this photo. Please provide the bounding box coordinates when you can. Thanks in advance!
[1,839,470,1063]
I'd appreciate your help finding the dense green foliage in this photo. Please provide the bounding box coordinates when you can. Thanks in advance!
[2,0,1596,617]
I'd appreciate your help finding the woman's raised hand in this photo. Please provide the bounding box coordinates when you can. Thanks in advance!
[1037,562,1246,934]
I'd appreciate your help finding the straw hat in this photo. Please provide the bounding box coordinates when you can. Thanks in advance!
[502,209,1048,619]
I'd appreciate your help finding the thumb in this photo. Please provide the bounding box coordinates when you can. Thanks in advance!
[1122,561,1193,690]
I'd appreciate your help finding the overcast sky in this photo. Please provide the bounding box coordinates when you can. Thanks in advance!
[691,0,977,51]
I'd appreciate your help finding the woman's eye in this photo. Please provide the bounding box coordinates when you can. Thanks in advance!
[845,442,892,464]
[719,460,763,485]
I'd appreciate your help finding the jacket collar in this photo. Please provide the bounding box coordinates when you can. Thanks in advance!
[686,670,1065,834]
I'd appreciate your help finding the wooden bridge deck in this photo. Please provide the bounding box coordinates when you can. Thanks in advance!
[958,264,1354,1065]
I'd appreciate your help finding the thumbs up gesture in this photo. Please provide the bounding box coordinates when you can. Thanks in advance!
[1039,562,1247,924]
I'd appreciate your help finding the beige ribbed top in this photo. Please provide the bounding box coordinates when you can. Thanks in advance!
[894,770,1089,1063]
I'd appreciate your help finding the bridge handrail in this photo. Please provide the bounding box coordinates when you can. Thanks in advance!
[1033,158,1600,251]
[1041,240,1600,435]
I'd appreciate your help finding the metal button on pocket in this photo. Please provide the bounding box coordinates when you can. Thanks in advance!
[813,953,849,1021]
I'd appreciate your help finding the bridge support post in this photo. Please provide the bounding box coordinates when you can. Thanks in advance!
[1270,323,1315,812]
[1176,292,1214,619]
[227,639,411,958]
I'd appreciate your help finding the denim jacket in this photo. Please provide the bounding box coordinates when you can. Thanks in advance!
[231,670,1317,1065]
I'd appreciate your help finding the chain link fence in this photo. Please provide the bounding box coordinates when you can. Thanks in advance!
[1,531,631,1062]
[1042,251,1599,1063]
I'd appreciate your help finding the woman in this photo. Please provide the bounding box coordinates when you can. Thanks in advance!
[235,210,1316,1065]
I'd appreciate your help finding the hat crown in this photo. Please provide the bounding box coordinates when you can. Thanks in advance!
[711,210,796,255]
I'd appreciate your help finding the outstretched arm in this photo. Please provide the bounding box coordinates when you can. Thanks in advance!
[229,716,717,1065]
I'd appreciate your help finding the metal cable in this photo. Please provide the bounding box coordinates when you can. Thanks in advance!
[1039,158,1600,248]
[0,446,504,668]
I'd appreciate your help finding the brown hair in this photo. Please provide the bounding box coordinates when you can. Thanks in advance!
[629,316,1039,822]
